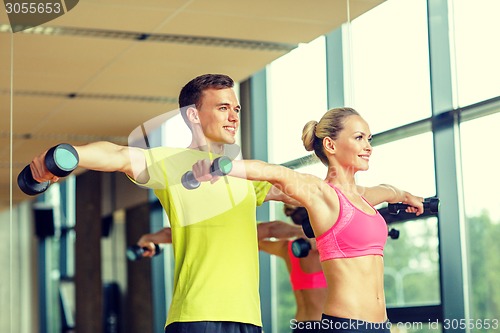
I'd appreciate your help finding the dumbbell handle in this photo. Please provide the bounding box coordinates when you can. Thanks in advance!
[301,220,315,238]
[388,197,439,215]
[181,156,233,190]
[126,243,162,261]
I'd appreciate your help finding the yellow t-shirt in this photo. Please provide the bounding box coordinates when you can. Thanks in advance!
[134,147,271,327]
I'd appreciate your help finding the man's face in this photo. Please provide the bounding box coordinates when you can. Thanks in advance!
[197,88,240,145]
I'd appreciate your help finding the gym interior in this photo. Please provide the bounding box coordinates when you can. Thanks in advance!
[1,0,499,332]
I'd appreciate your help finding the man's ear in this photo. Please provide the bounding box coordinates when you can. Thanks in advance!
[186,107,200,124]
[323,137,335,154]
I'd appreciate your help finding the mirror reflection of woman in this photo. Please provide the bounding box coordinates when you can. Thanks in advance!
[258,205,326,333]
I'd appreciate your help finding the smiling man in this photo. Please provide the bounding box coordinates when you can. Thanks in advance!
[28,74,295,333]
[179,75,240,152]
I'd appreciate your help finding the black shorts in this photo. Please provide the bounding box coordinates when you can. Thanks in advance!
[165,321,262,333]
[320,314,391,333]
[292,320,322,332]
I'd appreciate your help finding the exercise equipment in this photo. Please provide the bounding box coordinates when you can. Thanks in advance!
[301,219,315,239]
[287,206,315,238]
[126,243,162,261]
[18,143,79,196]
[181,156,233,189]
[388,228,400,239]
[291,238,311,258]
[388,197,440,215]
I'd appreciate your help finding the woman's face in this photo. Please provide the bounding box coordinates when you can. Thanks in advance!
[332,115,373,172]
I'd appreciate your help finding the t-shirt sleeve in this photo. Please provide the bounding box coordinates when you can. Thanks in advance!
[127,148,168,190]
[252,181,272,206]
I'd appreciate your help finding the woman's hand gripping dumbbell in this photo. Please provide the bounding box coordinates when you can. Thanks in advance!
[181,156,233,190]
[18,143,79,196]
[388,197,440,215]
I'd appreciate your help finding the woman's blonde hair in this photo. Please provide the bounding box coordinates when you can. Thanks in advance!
[302,107,359,165]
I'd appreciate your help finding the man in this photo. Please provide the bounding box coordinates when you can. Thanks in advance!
[29,74,295,333]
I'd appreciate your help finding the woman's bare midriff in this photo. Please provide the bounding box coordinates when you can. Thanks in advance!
[294,287,328,321]
[322,255,387,323]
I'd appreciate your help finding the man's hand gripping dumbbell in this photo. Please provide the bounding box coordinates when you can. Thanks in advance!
[181,156,233,189]
[18,143,79,195]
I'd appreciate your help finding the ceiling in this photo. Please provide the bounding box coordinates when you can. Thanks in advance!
[0,0,385,211]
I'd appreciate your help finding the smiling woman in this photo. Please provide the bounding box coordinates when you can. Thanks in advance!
[191,106,426,333]
[302,108,372,172]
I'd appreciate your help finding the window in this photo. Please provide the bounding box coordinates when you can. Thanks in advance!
[385,218,440,307]
[356,132,436,198]
[350,0,431,134]
[452,0,500,107]
[460,112,500,326]
[163,113,193,148]
[267,36,327,164]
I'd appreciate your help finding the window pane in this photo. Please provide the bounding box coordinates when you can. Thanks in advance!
[452,0,500,107]
[356,133,436,198]
[385,218,440,307]
[351,0,431,134]
[461,113,500,221]
[460,112,500,324]
[163,113,193,148]
[267,37,327,164]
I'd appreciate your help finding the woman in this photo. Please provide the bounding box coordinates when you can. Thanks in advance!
[192,107,424,332]
[258,205,327,333]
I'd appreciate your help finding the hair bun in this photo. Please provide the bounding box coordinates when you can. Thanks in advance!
[302,120,318,152]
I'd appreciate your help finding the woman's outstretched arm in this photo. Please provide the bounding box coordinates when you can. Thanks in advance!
[193,158,326,208]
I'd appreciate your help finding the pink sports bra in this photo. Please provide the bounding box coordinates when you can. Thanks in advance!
[315,184,388,261]
[288,241,327,291]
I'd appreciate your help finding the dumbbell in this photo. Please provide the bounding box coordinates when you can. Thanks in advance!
[388,228,400,239]
[301,219,315,239]
[291,238,311,258]
[126,243,162,261]
[181,156,233,190]
[388,197,440,215]
[18,143,79,196]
